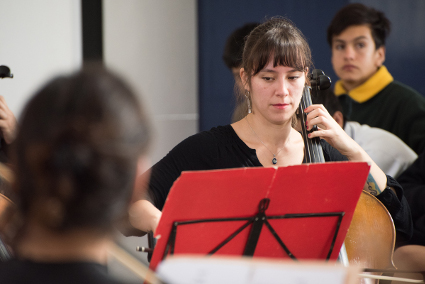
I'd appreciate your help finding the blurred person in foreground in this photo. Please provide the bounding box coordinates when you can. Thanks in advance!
[0,65,152,284]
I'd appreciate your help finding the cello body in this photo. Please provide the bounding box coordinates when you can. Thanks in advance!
[345,191,396,271]
[346,191,396,284]
[301,70,396,283]
[345,191,395,269]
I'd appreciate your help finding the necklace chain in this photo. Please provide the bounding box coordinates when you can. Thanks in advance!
[245,116,285,165]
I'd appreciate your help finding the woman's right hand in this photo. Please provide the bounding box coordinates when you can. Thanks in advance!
[129,199,162,234]
[304,104,360,157]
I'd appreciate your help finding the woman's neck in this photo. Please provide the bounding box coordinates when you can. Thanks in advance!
[232,113,304,167]
[16,223,112,264]
[244,113,293,147]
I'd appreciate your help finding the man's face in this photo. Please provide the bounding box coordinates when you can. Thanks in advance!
[331,25,385,91]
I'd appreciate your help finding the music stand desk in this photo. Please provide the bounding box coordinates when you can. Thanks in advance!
[150,162,370,271]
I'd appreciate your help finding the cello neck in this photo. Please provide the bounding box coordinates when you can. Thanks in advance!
[299,86,325,164]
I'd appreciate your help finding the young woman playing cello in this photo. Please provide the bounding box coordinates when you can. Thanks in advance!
[128,17,412,245]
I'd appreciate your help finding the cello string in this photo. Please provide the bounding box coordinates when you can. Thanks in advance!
[301,86,324,163]
[300,88,312,163]
[304,87,318,163]
[306,87,325,163]
[305,87,320,163]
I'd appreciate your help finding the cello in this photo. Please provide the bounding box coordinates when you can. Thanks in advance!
[299,69,418,283]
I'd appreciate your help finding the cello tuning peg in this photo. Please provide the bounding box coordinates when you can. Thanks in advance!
[311,69,325,79]
[318,75,331,90]
[309,69,331,90]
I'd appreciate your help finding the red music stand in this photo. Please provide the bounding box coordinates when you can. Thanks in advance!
[149,162,370,271]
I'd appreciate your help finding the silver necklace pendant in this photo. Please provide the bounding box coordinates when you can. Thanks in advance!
[245,117,286,167]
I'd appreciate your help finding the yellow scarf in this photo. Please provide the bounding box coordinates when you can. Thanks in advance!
[334,66,394,103]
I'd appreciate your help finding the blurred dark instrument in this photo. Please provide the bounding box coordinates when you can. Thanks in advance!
[0,65,13,79]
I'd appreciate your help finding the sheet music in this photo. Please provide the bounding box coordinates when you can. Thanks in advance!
[156,256,360,284]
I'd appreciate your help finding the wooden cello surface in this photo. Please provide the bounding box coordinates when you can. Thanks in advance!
[345,190,396,270]
[302,70,398,282]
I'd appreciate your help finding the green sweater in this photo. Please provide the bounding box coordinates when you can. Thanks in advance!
[338,80,425,154]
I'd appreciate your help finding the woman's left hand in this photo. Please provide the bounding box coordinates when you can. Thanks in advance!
[304,104,360,159]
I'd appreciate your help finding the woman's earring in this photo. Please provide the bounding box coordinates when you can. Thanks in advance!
[246,91,252,114]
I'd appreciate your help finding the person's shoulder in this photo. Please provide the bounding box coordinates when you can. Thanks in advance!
[202,124,235,135]
[184,125,236,144]
[390,80,421,92]
[206,124,237,138]
[349,122,417,158]
[352,121,401,138]
[0,259,31,283]
[0,258,22,271]
[0,259,130,284]
[386,81,425,100]
[164,125,235,160]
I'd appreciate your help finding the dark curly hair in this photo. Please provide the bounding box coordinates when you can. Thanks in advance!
[240,17,312,124]
[12,64,151,233]
[222,22,260,70]
[327,3,391,49]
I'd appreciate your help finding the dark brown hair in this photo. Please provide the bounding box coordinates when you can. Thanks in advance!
[12,65,151,233]
[311,89,346,129]
[222,22,260,70]
[327,3,391,49]
[242,17,312,88]
[239,17,312,123]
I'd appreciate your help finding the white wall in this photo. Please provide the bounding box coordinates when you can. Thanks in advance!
[103,0,198,281]
[0,1,197,281]
[103,0,198,165]
[0,0,82,117]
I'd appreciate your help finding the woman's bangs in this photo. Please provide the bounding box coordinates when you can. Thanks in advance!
[251,42,306,74]
[273,41,306,71]
[252,44,275,75]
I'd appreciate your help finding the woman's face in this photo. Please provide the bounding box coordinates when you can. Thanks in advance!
[242,59,306,125]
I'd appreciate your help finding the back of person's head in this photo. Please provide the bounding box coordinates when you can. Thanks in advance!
[311,89,343,117]
[222,22,260,70]
[327,3,391,49]
[311,88,347,129]
[13,65,151,234]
